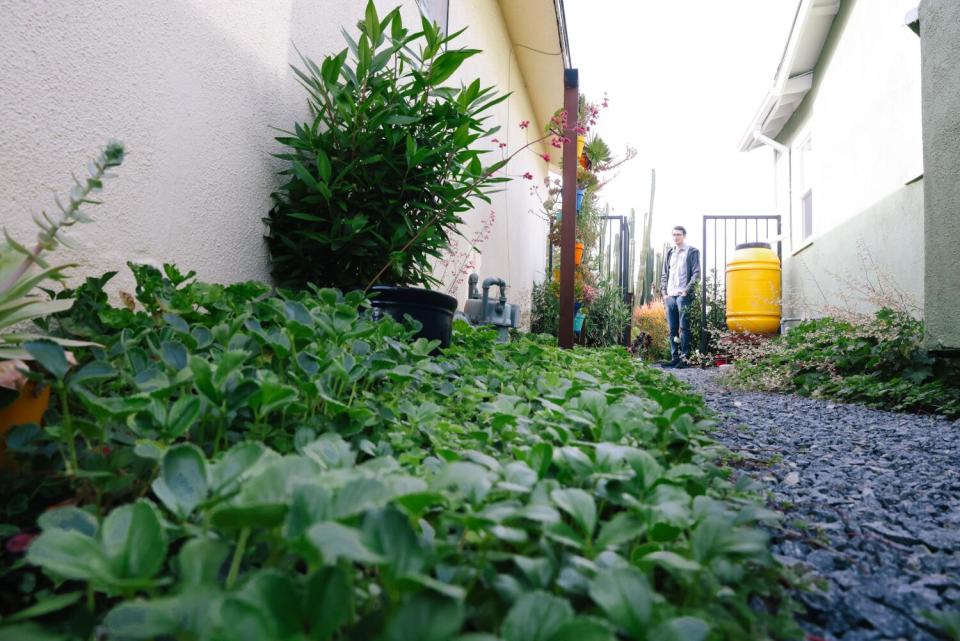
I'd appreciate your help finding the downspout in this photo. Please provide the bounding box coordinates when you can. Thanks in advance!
[752,131,792,248]
[753,131,793,332]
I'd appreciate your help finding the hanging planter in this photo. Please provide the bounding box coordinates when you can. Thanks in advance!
[576,135,586,161]
[573,312,586,334]
[576,189,585,212]
[574,241,584,266]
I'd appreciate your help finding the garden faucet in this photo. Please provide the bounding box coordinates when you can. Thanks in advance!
[481,277,507,315]
[462,274,520,342]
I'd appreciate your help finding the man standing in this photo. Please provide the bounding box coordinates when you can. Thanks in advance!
[659,226,701,367]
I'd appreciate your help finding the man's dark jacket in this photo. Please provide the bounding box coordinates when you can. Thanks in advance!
[659,246,701,296]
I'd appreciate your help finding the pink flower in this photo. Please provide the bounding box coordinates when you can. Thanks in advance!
[519,120,530,129]
[540,153,550,162]
[6,532,37,554]
[522,172,533,180]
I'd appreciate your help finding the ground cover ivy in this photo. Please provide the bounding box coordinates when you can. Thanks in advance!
[726,309,960,418]
[0,264,801,640]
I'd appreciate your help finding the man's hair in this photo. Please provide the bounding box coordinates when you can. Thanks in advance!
[672,225,686,235]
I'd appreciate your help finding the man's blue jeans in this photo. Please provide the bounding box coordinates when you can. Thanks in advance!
[665,295,692,361]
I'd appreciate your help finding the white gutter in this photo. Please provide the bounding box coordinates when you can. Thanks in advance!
[738,0,839,151]
[753,132,787,154]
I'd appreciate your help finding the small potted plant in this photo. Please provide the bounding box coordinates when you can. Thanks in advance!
[266,2,538,347]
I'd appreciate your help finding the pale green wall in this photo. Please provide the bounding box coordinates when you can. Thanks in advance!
[782,181,924,319]
[920,0,960,353]
[776,0,857,146]
[770,0,927,323]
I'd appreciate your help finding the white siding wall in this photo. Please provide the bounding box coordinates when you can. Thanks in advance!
[781,0,923,252]
[0,0,550,316]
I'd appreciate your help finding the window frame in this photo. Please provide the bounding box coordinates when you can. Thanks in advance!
[792,131,814,248]
[800,188,813,242]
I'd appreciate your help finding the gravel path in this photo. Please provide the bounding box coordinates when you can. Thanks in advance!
[670,367,960,641]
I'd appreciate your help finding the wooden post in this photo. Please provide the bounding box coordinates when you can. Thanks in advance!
[559,68,579,349]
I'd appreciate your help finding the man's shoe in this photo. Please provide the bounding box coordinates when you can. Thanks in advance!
[673,362,688,370]
[660,359,680,368]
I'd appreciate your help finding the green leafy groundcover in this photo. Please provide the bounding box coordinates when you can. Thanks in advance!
[0,264,801,640]
[727,309,960,419]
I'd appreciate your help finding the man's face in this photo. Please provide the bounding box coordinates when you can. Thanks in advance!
[672,230,685,247]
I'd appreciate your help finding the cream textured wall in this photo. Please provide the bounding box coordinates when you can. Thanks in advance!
[0,0,551,316]
[436,0,551,322]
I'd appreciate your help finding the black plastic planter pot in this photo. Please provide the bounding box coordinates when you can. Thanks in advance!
[368,286,459,348]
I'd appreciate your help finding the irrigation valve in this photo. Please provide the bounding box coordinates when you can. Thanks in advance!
[461,273,520,343]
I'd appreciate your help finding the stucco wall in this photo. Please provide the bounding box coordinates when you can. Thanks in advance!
[920,0,960,352]
[433,0,551,323]
[0,0,550,318]
[774,0,923,251]
[781,180,924,319]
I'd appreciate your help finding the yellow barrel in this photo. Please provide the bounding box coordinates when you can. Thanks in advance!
[726,242,781,334]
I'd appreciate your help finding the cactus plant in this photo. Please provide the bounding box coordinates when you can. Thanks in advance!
[635,169,656,304]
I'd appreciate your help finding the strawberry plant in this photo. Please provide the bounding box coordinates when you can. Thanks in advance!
[0,263,802,640]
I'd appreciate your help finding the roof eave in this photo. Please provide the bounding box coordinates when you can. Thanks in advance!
[739,0,840,151]
[739,72,814,151]
[496,0,569,139]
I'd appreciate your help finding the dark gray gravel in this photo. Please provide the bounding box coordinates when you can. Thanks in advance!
[670,366,960,641]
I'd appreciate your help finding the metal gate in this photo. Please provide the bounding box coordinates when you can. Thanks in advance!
[699,215,781,353]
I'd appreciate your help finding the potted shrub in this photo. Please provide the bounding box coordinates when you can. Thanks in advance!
[266,2,525,347]
[0,142,124,462]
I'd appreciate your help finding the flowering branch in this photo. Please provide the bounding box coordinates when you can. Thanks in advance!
[438,209,497,294]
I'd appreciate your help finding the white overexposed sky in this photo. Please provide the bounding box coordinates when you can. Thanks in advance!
[565,0,800,254]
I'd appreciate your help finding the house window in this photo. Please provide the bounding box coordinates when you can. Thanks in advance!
[417,0,449,36]
[801,189,813,241]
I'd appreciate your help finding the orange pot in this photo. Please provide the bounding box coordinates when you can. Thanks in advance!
[0,382,50,465]
[574,242,584,266]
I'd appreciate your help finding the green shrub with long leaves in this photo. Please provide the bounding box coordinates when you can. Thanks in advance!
[688,270,725,357]
[530,280,560,337]
[266,2,512,290]
[0,262,803,640]
[530,279,630,348]
[581,278,631,347]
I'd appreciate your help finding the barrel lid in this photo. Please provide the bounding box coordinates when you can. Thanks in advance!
[736,242,771,250]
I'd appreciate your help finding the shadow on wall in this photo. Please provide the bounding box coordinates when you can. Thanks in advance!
[781,181,925,319]
[1,0,376,292]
